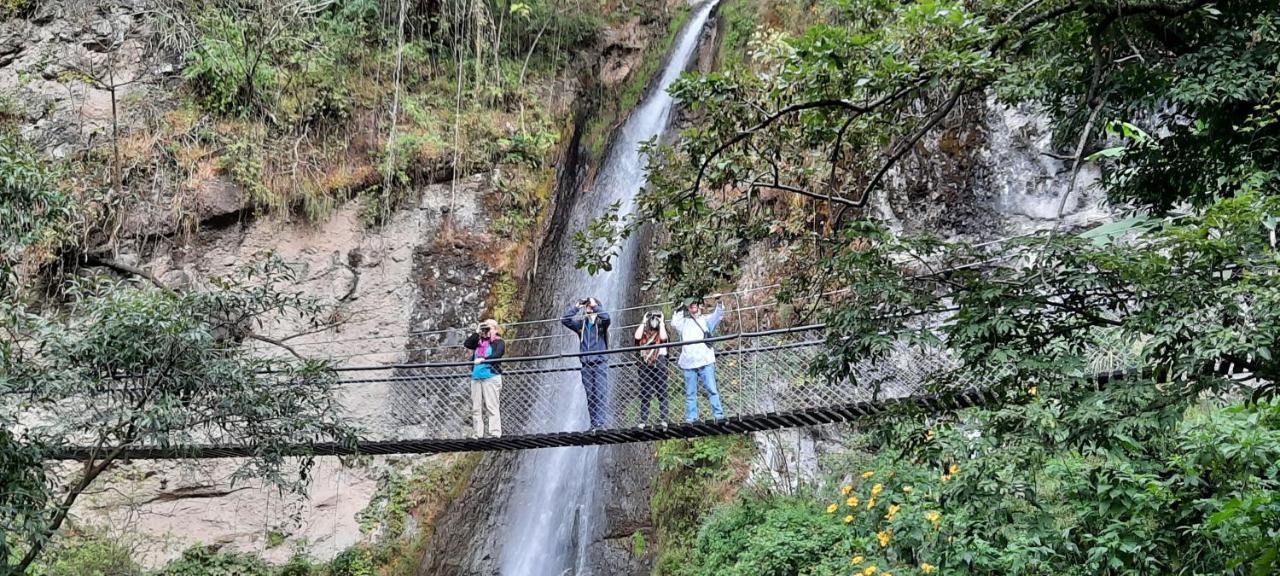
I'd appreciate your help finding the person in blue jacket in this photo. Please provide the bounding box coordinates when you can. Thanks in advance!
[562,297,611,430]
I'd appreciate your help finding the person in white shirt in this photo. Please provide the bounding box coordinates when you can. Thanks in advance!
[670,294,725,422]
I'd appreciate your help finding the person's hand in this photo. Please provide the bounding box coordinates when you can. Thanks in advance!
[710,293,723,301]
[474,358,483,365]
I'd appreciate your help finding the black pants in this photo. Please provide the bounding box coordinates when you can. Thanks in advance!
[637,355,670,423]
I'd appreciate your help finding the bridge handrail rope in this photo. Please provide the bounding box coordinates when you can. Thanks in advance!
[315,297,832,359]
[326,323,830,372]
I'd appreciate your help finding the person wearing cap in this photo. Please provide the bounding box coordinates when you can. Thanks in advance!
[561,297,611,429]
[671,294,725,421]
[463,319,505,437]
[633,309,670,425]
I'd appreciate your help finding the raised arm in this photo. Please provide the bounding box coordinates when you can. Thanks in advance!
[594,305,611,328]
[658,318,668,341]
[561,304,583,331]
[634,322,645,342]
[706,302,726,332]
[670,309,686,331]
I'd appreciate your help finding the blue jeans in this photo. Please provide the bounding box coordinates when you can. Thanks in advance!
[581,363,610,428]
[683,363,724,422]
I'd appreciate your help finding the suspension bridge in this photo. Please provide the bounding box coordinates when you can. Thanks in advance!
[45,323,1023,460]
[42,222,1144,462]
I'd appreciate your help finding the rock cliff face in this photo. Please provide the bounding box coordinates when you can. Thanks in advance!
[7,0,700,568]
[71,162,501,567]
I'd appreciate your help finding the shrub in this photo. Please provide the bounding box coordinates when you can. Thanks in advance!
[39,534,141,576]
[152,545,274,576]
[182,12,280,117]
[0,0,32,20]
[0,132,79,289]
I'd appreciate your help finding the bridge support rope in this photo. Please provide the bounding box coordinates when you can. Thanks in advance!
[47,388,999,460]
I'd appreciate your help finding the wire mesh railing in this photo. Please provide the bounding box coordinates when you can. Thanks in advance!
[330,325,982,441]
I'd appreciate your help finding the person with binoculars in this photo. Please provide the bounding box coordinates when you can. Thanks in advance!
[633,309,670,425]
[463,319,505,437]
[561,297,611,430]
[671,294,725,422]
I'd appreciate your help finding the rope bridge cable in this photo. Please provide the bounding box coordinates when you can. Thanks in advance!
[42,323,1060,460]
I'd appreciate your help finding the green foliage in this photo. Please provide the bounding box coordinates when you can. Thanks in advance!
[182,0,378,120]
[683,498,851,576]
[221,128,277,212]
[0,133,79,291]
[599,1,1280,574]
[580,0,1280,293]
[36,532,141,576]
[0,428,48,572]
[652,437,752,573]
[0,257,357,572]
[154,545,275,576]
[683,398,1280,576]
[327,546,375,576]
[265,530,288,550]
[631,530,646,558]
[0,0,32,20]
[183,12,281,117]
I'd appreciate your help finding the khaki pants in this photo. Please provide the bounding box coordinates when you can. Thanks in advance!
[471,375,502,437]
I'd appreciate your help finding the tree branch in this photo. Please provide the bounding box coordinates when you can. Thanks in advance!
[81,255,173,294]
[246,332,306,360]
[855,82,967,207]
[750,181,865,208]
[688,76,931,202]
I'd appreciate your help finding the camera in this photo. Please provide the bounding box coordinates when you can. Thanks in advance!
[645,311,662,320]
[478,324,491,333]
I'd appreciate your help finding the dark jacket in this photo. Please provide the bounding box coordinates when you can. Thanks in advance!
[561,304,611,365]
[463,333,505,376]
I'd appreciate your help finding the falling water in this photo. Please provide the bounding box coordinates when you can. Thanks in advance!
[498,2,720,574]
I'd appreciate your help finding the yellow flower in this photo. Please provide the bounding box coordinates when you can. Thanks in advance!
[921,563,937,574]
[877,529,892,547]
[826,503,838,514]
[902,486,913,494]
[926,429,935,441]
[1028,386,1038,396]
[940,474,952,482]
[843,514,854,524]
[862,470,875,479]
[866,497,877,509]
[847,496,860,507]
[851,556,865,565]
[871,483,884,496]
[841,484,854,495]
[861,566,877,576]
[885,504,901,521]
[884,573,892,576]
[926,511,941,527]
[949,463,960,475]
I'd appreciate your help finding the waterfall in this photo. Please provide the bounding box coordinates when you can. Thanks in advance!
[497,2,719,574]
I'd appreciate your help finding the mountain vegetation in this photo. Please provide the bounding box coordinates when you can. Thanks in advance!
[572,0,1280,573]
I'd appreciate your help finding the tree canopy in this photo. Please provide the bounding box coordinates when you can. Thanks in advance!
[574,0,1280,573]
